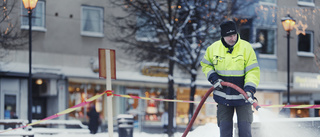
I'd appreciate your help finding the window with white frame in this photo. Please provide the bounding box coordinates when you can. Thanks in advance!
[298,0,314,3]
[81,6,104,37]
[298,31,313,57]
[298,0,315,7]
[21,0,46,31]
[256,28,275,55]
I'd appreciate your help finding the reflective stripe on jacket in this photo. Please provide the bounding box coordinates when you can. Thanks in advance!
[200,35,260,106]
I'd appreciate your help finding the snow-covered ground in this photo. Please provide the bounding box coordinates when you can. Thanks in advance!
[33,123,218,137]
[2,108,320,137]
[1,123,218,137]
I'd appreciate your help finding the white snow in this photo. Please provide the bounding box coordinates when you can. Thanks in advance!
[191,69,197,75]
[0,124,218,137]
[2,110,320,137]
[251,42,262,49]
[117,114,134,119]
[31,123,219,137]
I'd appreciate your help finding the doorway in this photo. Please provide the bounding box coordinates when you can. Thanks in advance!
[32,97,47,120]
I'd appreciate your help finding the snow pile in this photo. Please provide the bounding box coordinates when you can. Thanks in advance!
[33,123,220,137]
[183,123,220,137]
[255,108,320,137]
[12,109,320,137]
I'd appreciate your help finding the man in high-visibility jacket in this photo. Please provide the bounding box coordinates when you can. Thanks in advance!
[200,20,260,137]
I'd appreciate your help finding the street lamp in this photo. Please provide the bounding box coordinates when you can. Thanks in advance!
[22,0,38,125]
[281,14,295,105]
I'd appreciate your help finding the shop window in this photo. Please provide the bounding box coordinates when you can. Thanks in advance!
[176,87,216,125]
[21,0,46,31]
[81,6,104,37]
[4,95,17,119]
[240,28,250,42]
[256,28,275,55]
[68,83,105,122]
[298,31,314,57]
[126,93,140,114]
[4,94,17,129]
[144,89,166,122]
[290,104,310,118]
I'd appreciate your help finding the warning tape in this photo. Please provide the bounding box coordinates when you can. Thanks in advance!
[113,94,215,104]
[260,104,320,109]
[0,90,113,133]
[112,93,320,109]
[1,90,320,133]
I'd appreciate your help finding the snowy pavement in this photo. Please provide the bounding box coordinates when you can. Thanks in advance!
[34,109,320,137]
[33,123,219,137]
[2,123,219,137]
[3,109,320,137]
[35,132,184,137]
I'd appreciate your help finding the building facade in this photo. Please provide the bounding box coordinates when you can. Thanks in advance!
[0,0,319,131]
[276,0,320,117]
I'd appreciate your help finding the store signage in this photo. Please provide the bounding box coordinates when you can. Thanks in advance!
[141,66,168,77]
[99,49,116,79]
[293,72,320,91]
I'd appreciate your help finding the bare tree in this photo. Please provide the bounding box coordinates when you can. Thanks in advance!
[0,0,27,61]
[107,0,255,135]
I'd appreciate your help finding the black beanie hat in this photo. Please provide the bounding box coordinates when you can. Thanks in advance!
[220,20,238,37]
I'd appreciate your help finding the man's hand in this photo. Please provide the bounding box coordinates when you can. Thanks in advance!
[211,79,223,90]
[240,91,253,102]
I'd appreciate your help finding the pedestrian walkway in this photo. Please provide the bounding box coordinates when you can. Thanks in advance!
[140,124,187,134]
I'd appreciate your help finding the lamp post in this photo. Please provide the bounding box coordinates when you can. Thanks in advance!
[22,0,38,125]
[281,14,296,105]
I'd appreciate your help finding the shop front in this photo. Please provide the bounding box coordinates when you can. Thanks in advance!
[144,88,167,121]
[68,81,106,122]
[176,87,216,126]
[67,76,170,131]
[0,78,26,121]
[0,72,67,130]
[124,86,168,129]
[289,72,320,117]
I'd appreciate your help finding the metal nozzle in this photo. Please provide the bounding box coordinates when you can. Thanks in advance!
[255,105,261,111]
[247,97,261,111]
[252,102,261,111]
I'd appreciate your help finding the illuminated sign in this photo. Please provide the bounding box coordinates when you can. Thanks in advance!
[141,66,168,77]
[293,72,320,91]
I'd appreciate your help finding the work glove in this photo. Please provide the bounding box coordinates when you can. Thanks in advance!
[240,91,253,102]
[211,79,223,91]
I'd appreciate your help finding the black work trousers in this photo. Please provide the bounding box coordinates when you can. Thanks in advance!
[217,104,253,137]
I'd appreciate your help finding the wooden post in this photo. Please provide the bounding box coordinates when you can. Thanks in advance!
[99,48,116,137]
[105,49,113,137]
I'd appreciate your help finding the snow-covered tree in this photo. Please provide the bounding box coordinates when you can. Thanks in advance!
[107,0,256,135]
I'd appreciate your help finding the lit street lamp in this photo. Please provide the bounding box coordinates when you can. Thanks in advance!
[281,14,295,105]
[22,0,38,125]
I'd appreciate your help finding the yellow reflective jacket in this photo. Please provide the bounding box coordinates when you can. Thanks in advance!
[200,35,260,106]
